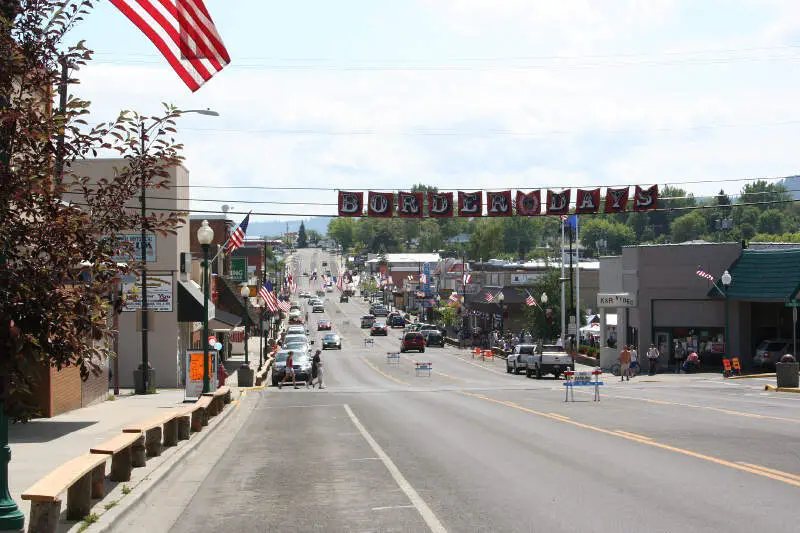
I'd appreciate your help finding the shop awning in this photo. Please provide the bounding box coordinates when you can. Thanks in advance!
[209,309,242,331]
[177,279,213,322]
[709,248,800,301]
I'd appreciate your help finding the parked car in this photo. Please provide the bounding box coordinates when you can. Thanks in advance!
[321,333,342,350]
[361,315,376,328]
[283,333,308,346]
[286,325,306,336]
[271,350,313,386]
[317,319,332,331]
[372,305,389,317]
[506,344,536,374]
[389,314,406,328]
[401,332,426,353]
[312,303,325,313]
[421,330,445,347]
[526,344,574,379]
[754,339,791,369]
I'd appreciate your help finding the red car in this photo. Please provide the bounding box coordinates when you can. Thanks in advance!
[370,321,388,336]
[401,332,425,352]
[317,319,331,331]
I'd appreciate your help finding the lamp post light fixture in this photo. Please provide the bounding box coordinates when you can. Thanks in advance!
[196,220,214,394]
[721,270,732,361]
[138,109,218,395]
[497,292,505,335]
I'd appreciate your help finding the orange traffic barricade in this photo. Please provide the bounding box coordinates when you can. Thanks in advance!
[722,359,732,377]
[473,347,481,359]
[731,358,742,376]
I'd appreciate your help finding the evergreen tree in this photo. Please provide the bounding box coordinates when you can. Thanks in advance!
[297,221,308,248]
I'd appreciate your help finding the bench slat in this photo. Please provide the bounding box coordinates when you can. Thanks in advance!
[122,412,178,434]
[195,396,213,409]
[90,433,141,455]
[22,454,107,502]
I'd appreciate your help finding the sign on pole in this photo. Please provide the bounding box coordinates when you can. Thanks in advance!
[121,274,174,312]
[230,258,247,282]
[185,349,218,400]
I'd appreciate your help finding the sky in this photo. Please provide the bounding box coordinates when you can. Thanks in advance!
[70,0,800,223]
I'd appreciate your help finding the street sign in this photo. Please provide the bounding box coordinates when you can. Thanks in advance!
[597,293,636,308]
[230,258,247,282]
[568,324,577,334]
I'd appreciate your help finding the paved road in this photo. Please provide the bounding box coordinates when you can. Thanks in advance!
[116,248,800,533]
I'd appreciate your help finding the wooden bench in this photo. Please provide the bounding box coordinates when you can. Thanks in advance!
[201,386,231,417]
[122,412,180,460]
[193,395,214,427]
[89,432,142,482]
[22,453,109,531]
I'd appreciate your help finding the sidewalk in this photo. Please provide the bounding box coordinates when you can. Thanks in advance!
[223,336,266,386]
[8,388,190,522]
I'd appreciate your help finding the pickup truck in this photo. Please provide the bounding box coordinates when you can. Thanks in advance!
[506,344,535,374]
[525,344,574,379]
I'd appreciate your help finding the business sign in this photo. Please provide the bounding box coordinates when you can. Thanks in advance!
[185,350,218,400]
[597,293,636,308]
[111,234,156,262]
[509,273,541,285]
[337,186,658,217]
[230,258,247,282]
[121,274,174,312]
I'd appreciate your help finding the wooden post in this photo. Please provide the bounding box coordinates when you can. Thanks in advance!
[66,472,92,520]
[110,447,133,482]
[177,415,191,440]
[91,463,105,499]
[191,410,203,432]
[28,501,61,533]
[163,418,178,447]
[131,435,146,468]
[144,427,162,457]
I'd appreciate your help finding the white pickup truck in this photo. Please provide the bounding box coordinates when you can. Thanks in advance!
[525,344,574,379]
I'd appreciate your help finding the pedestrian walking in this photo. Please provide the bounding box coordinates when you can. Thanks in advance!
[646,343,660,375]
[279,350,298,389]
[619,345,631,381]
[629,346,639,377]
[312,349,325,389]
[673,341,685,373]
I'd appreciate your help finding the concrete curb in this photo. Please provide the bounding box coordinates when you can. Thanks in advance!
[88,389,247,533]
[764,384,800,393]
[727,373,776,380]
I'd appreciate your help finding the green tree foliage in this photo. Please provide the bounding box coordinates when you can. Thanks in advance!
[326,217,355,252]
[740,180,790,209]
[1,2,185,419]
[670,212,708,242]
[297,221,308,248]
[757,209,785,235]
[579,218,636,255]
[418,219,444,251]
[468,219,504,260]
[521,270,563,342]
[306,229,322,245]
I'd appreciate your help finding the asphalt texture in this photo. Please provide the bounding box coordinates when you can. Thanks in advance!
[114,249,800,533]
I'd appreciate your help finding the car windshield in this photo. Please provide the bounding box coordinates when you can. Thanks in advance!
[323,334,339,340]
[543,345,565,352]
[285,335,306,343]
[762,341,787,351]
[405,334,422,340]
[374,322,385,327]
[517,346,534,354]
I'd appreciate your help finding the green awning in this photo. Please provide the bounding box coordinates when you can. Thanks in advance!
[709,248,800,301]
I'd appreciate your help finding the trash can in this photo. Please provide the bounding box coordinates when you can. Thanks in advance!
[776,355,799,388]
[133,368,156,394]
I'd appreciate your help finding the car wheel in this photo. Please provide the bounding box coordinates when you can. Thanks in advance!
[506,364,512,374]
[535,367,542,379]
[514,363,521,375]
[553,370,562,380]
[420,347,425,353]
[401,348,406,353]
[526,368,533,378]
[272,378,279,387]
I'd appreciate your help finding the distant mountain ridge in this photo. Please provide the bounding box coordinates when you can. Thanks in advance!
[247,217,330,238]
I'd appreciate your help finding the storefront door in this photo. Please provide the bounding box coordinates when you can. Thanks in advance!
[655,331,671,367]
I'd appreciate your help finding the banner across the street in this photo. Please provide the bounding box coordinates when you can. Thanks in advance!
[337,186,658,217]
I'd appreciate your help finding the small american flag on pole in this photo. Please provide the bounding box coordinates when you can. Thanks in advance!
[463,273,471,284]
[696,267,715,282]
[485,291,495,303]
[258,282,279,313]
[448,293,460,304]
[525,291,537,307]
[223,213,250,254]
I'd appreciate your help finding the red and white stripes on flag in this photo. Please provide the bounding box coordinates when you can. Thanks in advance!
[462,273,471,284]
[258,282,279,313]
[223,213,250,254]
[277,299,291,313]
[110,0,230,92]
[448,292,460,305]
[525,291,537,307]
[485,291,495,303]
[696,267,715,282]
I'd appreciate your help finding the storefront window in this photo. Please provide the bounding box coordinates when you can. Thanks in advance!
[670,327,725,365]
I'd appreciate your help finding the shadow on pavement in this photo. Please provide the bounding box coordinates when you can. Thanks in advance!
[9,420,96,443]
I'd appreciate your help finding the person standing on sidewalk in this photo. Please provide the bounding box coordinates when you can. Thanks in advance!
[280,350,298,389]
[629,346,639,378]
[619,345,631,381]
[647,343,660,375]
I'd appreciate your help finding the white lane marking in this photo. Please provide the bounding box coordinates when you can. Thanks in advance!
[351,457,381,462]
[344,404,448,533]
[372,504,416,511]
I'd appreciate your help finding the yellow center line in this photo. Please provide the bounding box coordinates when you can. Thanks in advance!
[738,463,800,482]
[460,391,800,489]
[361,357,411,386]
[548,412,571,420]
[615,430,653,441]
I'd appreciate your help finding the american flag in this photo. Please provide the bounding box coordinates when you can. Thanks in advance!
[110,0,230,92]
[462,273,471,284]
[485,291,495,303]
[560,214,569,221]
[336,276,344,292]
[525,291,537,307]
[696,267,715,282]
[277,298,291,313]
[258,281,279,313]
[288,275,296,293]
[223,213,250,254]
[448,293,460,304]
[420,273,427,284]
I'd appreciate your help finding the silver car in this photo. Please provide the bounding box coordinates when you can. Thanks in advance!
[506,344,536,374]
[754,339,791,369]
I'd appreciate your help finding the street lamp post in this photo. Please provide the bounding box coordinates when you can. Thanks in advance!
[541,292,549,341]
[197,220,214,394]
[240,284,250,366]
[497,292,505,336]
[721,270,732,361]
[138,109,218,395]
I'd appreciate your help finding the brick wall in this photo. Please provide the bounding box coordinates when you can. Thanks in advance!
[49,365,81,417]
[81,362,108,409]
